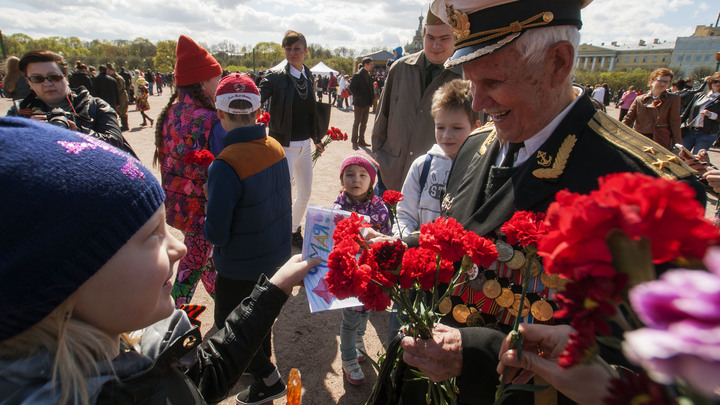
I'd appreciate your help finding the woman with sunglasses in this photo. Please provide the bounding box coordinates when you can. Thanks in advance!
[5,50,135,157]
[681,72,720,154]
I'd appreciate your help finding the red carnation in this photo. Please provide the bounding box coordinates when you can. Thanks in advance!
[400,247,454,290]
[326,240,367,300]
[332,212,371,245]
[557,329,598,368]
[500,210,548,247]
[382,190,404,205]
[462,232,498,268]
[257,112,271,125]
[419,217,468,263]
[371,240,405,278]
[183,150,215,167]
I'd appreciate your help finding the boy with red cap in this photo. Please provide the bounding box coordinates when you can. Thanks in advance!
[204,73,292,404]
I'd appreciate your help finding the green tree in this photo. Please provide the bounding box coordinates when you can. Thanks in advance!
[127,38,156,59]
[153,40,177,73]
[691,66,715,81]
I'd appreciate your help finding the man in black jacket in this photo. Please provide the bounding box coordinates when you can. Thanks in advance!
[349,57,374,149]
[92,65,118,110]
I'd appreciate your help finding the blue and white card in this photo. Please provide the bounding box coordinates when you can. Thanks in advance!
[302,205,364,313]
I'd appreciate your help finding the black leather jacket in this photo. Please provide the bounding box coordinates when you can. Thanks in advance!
[681,92,720,135]
[96,276,288,404]
[7,88,136,157]
[259,64,321,147]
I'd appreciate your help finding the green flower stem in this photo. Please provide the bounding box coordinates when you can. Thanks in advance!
[495,250,534,404]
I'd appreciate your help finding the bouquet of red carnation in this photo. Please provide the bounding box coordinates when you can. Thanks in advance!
[312,127,348,167]
[256,112,270,126]
[183,149,215,167]
[326,214,497,404]
[536,173,719,371]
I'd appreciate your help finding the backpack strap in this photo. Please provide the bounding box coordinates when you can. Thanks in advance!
[419,154,433,190]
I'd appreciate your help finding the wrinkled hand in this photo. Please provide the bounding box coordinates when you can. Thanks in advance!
[401,324,463,382]
[704,169,720,194]
[497,324,616,405]
[269,255,322,296]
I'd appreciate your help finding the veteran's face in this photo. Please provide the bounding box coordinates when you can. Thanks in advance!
[462,44,558,144]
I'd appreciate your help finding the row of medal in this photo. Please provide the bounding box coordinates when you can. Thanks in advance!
[447,240,570,324]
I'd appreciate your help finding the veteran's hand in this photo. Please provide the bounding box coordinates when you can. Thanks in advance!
[497,324,617,405]
[401,324,463,382]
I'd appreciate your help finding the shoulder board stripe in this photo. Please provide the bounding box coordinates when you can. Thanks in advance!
[588,111,695,180]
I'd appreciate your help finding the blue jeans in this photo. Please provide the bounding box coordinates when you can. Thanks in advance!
[340,308,369,361]
[682,128,716,154]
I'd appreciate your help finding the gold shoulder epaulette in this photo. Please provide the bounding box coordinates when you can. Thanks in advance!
[473,123,496,156]
[588,111,696,180]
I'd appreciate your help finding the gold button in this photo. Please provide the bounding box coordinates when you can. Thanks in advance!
[183,335,197,348]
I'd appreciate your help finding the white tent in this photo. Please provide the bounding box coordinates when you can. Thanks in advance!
[310,61,339,76]
[269,59,288,72]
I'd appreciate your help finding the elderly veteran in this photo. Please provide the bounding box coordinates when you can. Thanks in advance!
[395,0,705,404]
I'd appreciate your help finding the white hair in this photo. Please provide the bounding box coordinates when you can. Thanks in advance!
[513,26,580,66]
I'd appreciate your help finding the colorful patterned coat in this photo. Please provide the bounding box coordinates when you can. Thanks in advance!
[159,89,219,233]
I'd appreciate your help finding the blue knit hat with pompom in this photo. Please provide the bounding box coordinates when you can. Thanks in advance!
[0,117,165,341]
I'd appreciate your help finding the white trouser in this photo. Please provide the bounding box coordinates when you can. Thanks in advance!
[284,139,313,230]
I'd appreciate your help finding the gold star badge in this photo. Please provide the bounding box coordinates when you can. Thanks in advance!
[652,159,669,170]
[643,146,657,155]
[666,155,680,164]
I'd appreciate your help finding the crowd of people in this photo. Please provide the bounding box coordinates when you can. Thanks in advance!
[2,0,720,404]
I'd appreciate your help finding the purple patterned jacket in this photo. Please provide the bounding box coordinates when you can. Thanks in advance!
[158,89,219,234]
[332,191,392,236]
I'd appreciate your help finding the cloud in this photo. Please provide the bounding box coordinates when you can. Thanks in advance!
[0,0,712,53]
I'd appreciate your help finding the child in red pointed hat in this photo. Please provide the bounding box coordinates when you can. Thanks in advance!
[153,35,224,309]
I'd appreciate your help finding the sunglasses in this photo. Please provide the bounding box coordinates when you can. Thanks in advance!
[27,73,64,84]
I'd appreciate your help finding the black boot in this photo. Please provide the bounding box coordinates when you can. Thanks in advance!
[292,226,303,248]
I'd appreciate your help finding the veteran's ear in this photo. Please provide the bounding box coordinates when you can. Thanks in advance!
[546,41,575,89]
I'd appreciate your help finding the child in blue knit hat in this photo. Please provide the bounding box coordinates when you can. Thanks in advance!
[0,117,319,405]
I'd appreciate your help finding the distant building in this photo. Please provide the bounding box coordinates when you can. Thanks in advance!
[576,39,674,72]
[405,15,424,55]
[670,25,720,74]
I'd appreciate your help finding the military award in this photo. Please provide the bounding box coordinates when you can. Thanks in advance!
[453,304,471,323]
[531,300,555,322]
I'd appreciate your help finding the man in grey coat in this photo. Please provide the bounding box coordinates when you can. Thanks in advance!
[371,9,461,193]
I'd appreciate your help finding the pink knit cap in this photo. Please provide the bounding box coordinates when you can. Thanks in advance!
[340,150,379,185]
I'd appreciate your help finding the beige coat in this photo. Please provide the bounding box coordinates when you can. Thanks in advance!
[371,50,462,191]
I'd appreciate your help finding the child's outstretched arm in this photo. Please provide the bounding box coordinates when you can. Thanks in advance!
[186,255,321,402]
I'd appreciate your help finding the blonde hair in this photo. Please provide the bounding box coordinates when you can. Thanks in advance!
[431,79,478,125]
[0,297,118,405]
[2,56,23,93]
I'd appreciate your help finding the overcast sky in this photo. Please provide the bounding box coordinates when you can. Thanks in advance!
[0,0,717,54]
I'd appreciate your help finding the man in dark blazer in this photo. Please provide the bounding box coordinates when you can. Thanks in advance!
[398,0,705,404]
[349,57,374,149]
